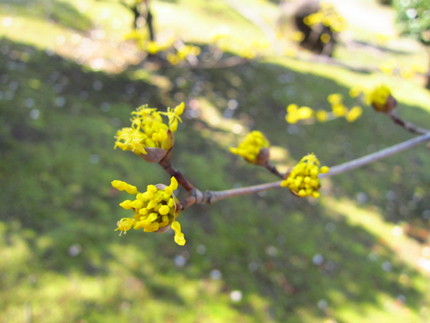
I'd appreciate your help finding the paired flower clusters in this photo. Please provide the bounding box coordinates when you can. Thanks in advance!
[114,103,184,159]
[281,154,329,198]
[230,133,329,199]
[229,131,270,164]
[112,177,186,246]
[285,92,363,125]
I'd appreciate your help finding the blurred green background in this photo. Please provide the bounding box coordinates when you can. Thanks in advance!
[1,0,430,322]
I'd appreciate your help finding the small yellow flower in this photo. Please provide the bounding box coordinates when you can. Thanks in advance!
[349,86,363,98]
[297,106,314,119]
[111,180,138,194]
[146,41,162,55]
[112,177,186,245]
[116,218,135,236]
[287,104,298,114]
[114,103,184,156]
[345,106,362,122]
[304,12,323,26]
[285,104,314,124]
[280,154,329,198]
[332,103,347,117]
[171,221,186,246]
[315,110,329,122]
[327,93,343,105]
[230,131,270,164]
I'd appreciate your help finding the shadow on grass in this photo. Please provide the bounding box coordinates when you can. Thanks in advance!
[182,198,426,321]
[1,37,429,321]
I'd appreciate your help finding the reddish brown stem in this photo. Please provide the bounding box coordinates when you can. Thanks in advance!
[159,150,195,192]
[388,111,429,135]
[264,161,285,179]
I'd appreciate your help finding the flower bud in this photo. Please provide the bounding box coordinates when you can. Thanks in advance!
[230,131,270,165]
[367,84,397,113]
[280,154,329,198]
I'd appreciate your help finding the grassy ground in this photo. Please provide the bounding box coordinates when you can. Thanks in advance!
[1,0,430,322]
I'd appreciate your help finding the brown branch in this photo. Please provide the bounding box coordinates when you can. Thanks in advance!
[159,150,195,192]
[388,111,429,135]
[263,161,285,179]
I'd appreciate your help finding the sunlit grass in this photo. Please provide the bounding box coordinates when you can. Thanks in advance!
[1,0,430,322]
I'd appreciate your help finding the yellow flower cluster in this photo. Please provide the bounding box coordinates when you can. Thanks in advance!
[327,94,363,122]
[367,85,390,106]
[348,86,364,98]
[303,3,346,33]
[112,177,186,246]
[145,40,172,55]
[167,44,201,65]
[115,103,185,156]
[123,30,173,54]
[285,93,363,125]
[280,154,329,198]
[229,131,270,164]
[366,84,393,112]
[285,104,313,124]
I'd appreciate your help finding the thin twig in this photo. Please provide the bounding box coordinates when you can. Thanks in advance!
[159,150,196,192]
[179,132,430,207]
[264,161,285,179]
[161,161,195,192]
[388,111,429,135]
[320,131,430,178]
[205,181,282,204]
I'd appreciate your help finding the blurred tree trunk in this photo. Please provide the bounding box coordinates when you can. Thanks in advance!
[121,0,155,41]
[145,0,155,41]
